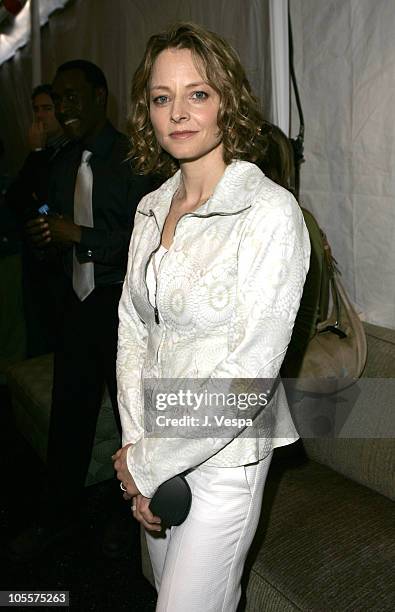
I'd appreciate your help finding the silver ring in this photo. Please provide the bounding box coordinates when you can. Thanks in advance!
[120,482,127,492]
[131,504,137,512]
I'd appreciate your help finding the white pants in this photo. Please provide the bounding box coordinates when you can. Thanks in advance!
[146,452,273,612]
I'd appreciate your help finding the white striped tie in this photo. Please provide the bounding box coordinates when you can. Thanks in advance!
[72,150,95,301]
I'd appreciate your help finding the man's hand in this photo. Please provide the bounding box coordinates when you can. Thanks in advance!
[112,444,162,532]
[25,217,51,247]
[46,216,81,245]
[25,215,81,247]
[28,121,46,150]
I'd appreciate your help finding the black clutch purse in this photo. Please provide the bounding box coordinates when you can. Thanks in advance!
[149,474,192,527]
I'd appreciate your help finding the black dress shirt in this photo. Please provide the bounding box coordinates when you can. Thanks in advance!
[49,121,160,286]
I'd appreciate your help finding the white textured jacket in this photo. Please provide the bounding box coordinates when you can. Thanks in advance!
[117,160,310,497]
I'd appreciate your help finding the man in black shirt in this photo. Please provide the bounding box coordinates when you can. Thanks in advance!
[10,61,159,559]
[5,84,69,356]
[6,84,69,221]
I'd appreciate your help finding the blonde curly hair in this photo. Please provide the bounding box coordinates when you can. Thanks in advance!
[128,22,266,176]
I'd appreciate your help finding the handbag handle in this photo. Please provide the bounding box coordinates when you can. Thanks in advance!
[316,231,347,338]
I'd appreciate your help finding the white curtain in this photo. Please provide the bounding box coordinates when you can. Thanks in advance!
[4,0,392,328]
[0,0,68,65]
[0,0,273,176]
[290,0,395,328]
[269,0,289,135]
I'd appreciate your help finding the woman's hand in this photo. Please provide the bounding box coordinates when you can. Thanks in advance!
[112,444,140,498]
[112,444,162,531]
[132,494,162,532]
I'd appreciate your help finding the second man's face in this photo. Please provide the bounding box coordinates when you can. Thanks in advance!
[52,68,105,142]
[32,93,62,138]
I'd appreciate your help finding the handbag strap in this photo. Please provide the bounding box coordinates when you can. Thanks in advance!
[316,232,348,338]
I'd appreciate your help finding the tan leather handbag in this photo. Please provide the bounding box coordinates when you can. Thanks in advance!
[282,216,367,394]
[296,269,367,394]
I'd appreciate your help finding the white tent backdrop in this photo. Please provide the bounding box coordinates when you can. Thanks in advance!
[269,0,289,134]
[290,0,395,328]
[1,0,394,328]
[0,0,67,66]
[0,0,272,176]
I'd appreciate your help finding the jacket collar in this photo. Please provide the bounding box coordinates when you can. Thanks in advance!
[138,160,265,222]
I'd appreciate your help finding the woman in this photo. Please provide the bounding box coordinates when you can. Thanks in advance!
[113,22,310,611]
